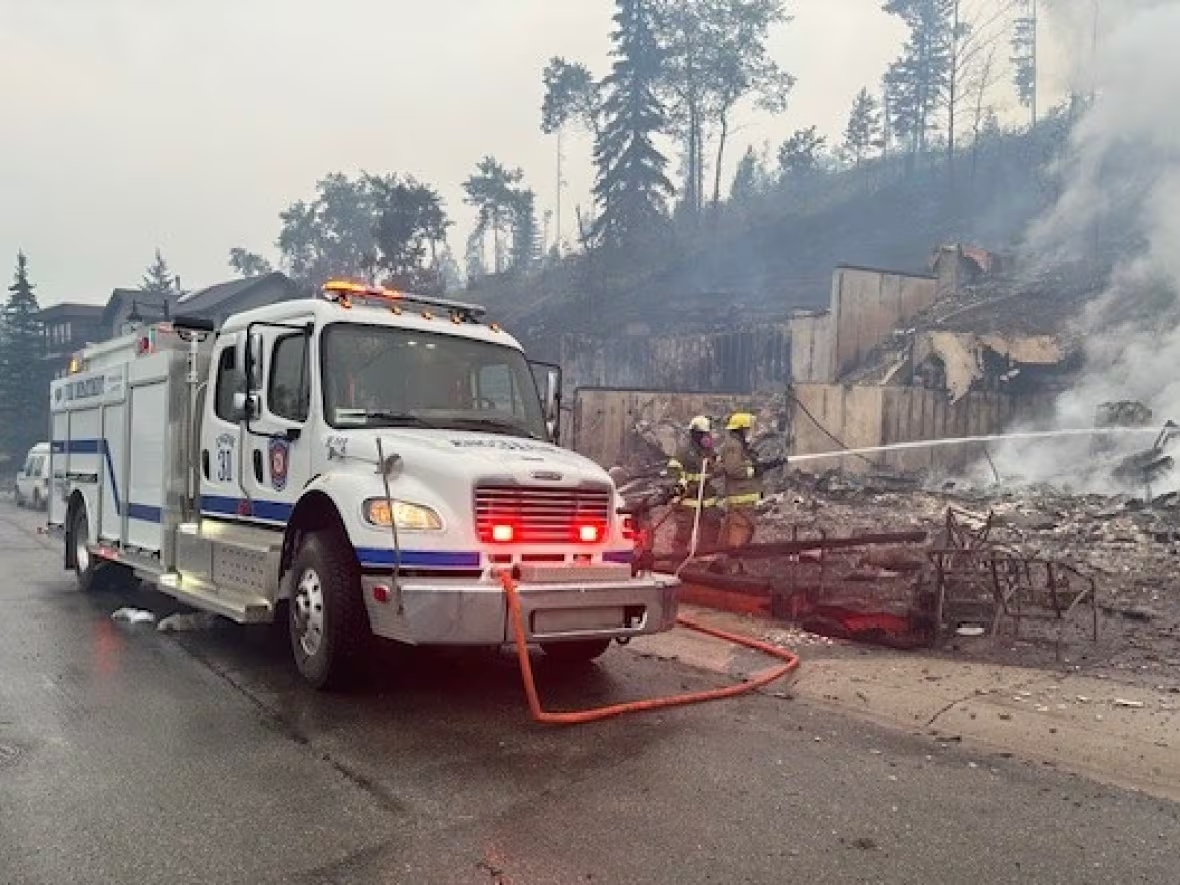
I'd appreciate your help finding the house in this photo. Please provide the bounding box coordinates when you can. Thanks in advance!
[97,272,305,341]
[172,272,304,328]
[36,303,108,378]
[101,288,177,339]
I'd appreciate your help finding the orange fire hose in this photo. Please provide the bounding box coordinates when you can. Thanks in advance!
[499,572,800,725]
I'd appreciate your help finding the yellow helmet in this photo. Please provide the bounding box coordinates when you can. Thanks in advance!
[688,415,711,433]
[726,412,754,432]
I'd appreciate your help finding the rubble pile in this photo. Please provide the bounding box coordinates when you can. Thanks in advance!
[752,471,1180,685]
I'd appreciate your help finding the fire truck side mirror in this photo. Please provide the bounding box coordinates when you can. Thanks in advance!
[545,367,561,442]
[530,361,562,444]
[247,333,265,393]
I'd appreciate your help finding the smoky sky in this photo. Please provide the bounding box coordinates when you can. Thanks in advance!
[1,0,1071,304]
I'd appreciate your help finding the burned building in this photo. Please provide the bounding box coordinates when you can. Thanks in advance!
[567,247,1078,478]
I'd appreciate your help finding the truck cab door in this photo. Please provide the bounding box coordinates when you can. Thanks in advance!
[199,334,249,519]
[238,322,313,523]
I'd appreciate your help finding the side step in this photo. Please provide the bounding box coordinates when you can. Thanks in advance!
[158,572,274,624]
[172,521,284,623]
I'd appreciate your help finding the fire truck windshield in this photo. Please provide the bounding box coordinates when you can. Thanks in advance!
[321,323,548,439]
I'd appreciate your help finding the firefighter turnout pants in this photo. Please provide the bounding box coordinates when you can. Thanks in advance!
[672,504,721,555]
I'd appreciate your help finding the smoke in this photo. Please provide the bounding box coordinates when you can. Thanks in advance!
[985,0,1180,492]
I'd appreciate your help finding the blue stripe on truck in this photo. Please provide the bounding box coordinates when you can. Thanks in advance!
[52,438,121,516]
[126,503,163,523]
[200,495,295,523]
[355,548,482,569]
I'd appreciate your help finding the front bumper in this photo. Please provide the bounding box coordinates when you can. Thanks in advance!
[360,573,680,646]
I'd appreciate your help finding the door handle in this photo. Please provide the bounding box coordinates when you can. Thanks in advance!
[201,450,210,480]
[253,449,263,483]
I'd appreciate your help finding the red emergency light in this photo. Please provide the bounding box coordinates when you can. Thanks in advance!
[577,524,600,543]
[491,524,515,543]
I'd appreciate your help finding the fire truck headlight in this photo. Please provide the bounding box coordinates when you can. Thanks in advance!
[363,498,443,531]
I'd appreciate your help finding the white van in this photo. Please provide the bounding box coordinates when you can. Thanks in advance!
[15,442,50,509]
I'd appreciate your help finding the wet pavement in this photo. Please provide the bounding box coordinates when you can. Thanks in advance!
[2,500,1180,884]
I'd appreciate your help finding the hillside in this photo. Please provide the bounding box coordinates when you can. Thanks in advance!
[473,114,1077,345]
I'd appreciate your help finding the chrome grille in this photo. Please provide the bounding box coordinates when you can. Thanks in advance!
[475,484,612,544]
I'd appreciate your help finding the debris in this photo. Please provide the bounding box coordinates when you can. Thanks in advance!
[157,612,220,633]
[1112,698,1145,709]
[956,625,986,637]
[111,607,157,625]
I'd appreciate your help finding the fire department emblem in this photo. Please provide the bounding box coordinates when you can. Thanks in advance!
[269,438,289,491]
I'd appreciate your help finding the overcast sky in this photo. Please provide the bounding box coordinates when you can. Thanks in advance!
[0,1,1074,306]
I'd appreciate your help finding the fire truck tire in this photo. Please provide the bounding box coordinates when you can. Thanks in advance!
[70,505,99,592]
[288,531,367,690]
[539,638,611,664]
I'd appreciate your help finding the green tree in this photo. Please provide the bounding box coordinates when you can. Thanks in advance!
[277,174,379,286]
[463,157,523,275]
[702,0,793,206]
[882,0,955,163]
[844,87,884,168]
[366,174,451,292]
[729,145,760,202]
[592,0,674,249]
[0,253,47,459]
[227,248,274,278]
[436,245,465,293]
[464,228,487,283]
[655,0,793,214]
[653,0,711,218]
[509,188,541,272]
[541,58,602,137]
[541,58,602,254]
[777,126,827,177]
[141,248,179,297]
[1011,0,1038,127]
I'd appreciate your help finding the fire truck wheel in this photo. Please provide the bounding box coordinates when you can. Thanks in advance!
[288,531,367,690]
[70,505,98,592]
[539,638,611,665]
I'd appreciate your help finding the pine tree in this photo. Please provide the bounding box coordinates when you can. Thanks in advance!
[510,189,541,272]
[0,253,47,460]
[1011,0,1038,128]
[844,87,883,168]
[591,0,674,250]
[882,0,955,162]
[729,145,761,203]
[141,248,178,297]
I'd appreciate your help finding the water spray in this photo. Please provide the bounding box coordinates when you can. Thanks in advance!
[787,425,1166,465]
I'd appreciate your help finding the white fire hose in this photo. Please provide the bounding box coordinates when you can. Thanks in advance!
[676,456,712,577]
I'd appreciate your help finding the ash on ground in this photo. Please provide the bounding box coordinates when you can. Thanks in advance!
[745,470,1180,688]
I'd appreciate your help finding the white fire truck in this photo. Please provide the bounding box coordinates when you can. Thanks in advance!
[48,282,678,687]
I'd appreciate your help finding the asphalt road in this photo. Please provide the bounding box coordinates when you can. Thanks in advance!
[2,499,1179,885]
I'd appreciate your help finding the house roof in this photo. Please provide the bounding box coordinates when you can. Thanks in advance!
[835,263,936,281]
[101,288,175,329]
[174,272,297,318]
[36,303,105,321]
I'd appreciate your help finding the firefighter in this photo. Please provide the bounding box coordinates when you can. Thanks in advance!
[718,412,764,551]
[666,415,721,556]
